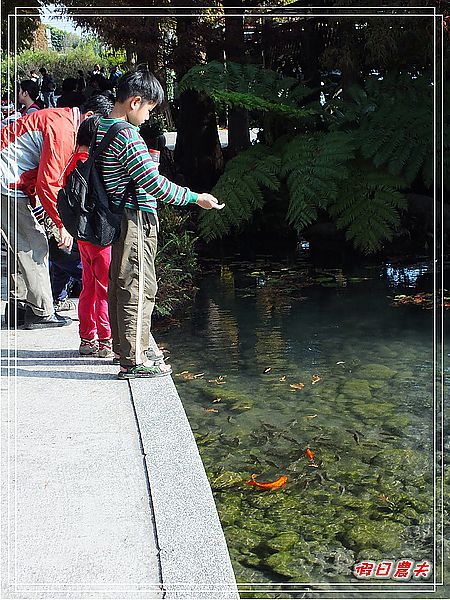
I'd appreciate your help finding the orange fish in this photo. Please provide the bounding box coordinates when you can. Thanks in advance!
[306,448,315,461]
[245,474,288,490]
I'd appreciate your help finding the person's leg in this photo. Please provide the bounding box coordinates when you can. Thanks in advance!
[50,263,72,303]
[114,210,170,378]
[49,238,82,305]
[91,245,112,342]
[77,242,97,341]
[0,194,54,316]
[141,213,158,355]
[42,92,50,108]
[108,237,121,358]
[49,92,57,108]
[112,209,142,366]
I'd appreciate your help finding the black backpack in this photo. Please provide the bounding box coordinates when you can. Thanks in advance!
[57,122,136,247]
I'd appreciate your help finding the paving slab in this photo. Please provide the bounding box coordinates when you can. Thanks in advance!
[1,319,162,599]
[1,311,239,599]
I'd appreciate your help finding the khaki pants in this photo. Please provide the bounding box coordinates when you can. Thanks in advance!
[0,193,54,316]
[108,208,158,367]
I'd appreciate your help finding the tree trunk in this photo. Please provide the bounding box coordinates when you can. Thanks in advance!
[224,5,250,156]
[173,15,223,190]
[174,89,224,190]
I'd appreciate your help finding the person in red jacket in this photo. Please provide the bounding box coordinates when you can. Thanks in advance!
[0,94,114,329]
[62,116,114,358]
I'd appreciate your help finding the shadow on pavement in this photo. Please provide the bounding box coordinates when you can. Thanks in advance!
[1,367,118,380]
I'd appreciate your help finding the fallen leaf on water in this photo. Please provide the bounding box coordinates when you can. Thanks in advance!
[193,373,204,379]
[305,414,318,419]
[336,361,345,365]
[208,375,227,385]
[311,375,321,384]
[263,367,272,374]
[175,371,196,380]
[279,375,286,382]
[212,398,222,403]
[290,383,305,390]
[204,408,219,413]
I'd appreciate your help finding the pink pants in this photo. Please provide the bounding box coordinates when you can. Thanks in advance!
[78,241,112,341]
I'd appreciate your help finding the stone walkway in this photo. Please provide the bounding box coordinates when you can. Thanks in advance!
[1,309,238,600]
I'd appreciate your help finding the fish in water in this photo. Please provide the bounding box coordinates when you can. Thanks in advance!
[245,474,288,490]
[306,448,315,461]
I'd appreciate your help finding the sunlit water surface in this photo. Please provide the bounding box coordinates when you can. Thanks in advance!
[158,259,447,594]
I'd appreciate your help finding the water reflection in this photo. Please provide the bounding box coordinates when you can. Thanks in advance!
[383,263,431,288]
[160,260,442,588]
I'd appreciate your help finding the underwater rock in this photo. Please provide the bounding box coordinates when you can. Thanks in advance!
[341,379,372,400]
[210,471,244,490]
[218,502,242,527]
[340,520,404,553]
[352,400,396,419]
[265,551,310,580]
[204,386,255,412]
[266,532,301,552]
[223,526,262,552]
[357,364,398,380]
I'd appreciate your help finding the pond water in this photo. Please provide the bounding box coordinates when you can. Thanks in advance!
[157,258,447,596]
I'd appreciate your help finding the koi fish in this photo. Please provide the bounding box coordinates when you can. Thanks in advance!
[245,474,288,490]
[306,448,315,461]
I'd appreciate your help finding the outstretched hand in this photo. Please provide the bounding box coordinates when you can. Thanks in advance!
[196,193,225,210]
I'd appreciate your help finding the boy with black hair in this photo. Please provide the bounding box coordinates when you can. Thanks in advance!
[1,94,114,329]
[96,67,224,379]
[18,80,40,115]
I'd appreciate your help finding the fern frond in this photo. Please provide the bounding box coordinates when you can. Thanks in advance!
[280,131,355,231]
[329,163,407,254]
[179,60,317,120]
[199,144,281,241]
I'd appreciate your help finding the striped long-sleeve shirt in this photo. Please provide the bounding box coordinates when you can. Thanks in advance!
[96,118,198,213]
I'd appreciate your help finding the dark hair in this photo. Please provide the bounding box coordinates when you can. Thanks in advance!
[77,70,84,76]
[39,67,47,75]
[80,93,114,116]
[99,89,116,103]
[77,115,100,147]
[61,77,77,92]
[19,79,39,101]
[115,66,164,105]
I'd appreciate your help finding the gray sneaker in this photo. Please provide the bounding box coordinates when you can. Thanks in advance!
[98,339,114,358]
[54,298,77,312]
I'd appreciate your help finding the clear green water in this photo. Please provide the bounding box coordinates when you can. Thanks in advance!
[158,259,445,592]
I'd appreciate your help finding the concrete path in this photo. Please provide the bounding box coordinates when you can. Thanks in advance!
[1,310,238,600]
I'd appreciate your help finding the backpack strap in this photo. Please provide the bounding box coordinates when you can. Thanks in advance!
[90,121,133,160]
[90,121,138,209]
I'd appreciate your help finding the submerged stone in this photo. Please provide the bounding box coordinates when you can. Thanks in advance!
[224,526,262,552]
[341,379,372,400]
[210,471,244,490]
[265,551,310,580]
[341,521,404,553]
[357,363,398,380]
[266,532,301,552]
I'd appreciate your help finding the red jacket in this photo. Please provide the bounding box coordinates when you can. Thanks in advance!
[0,107,81,229]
